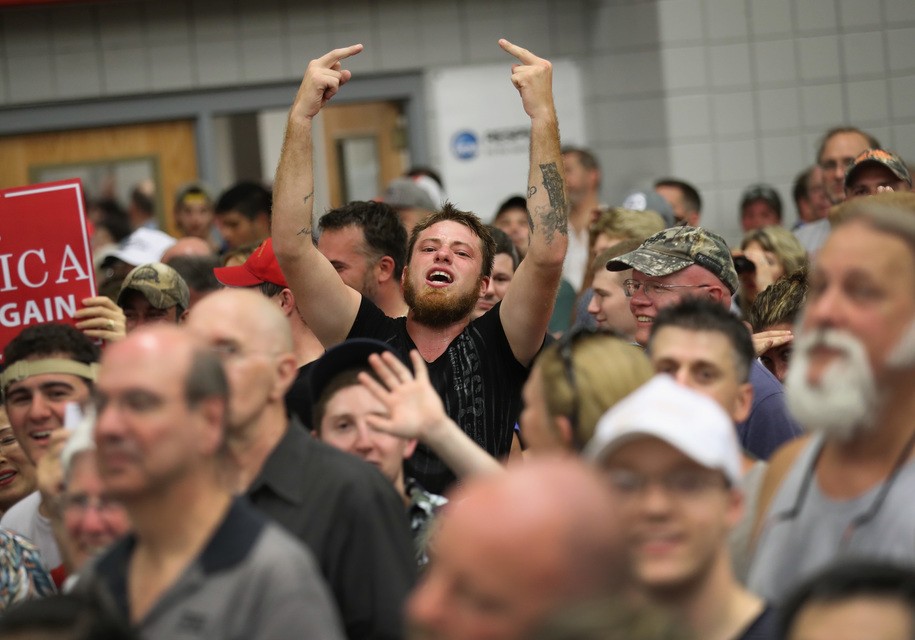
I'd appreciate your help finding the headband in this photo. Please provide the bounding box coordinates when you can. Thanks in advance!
[0,358,99,391]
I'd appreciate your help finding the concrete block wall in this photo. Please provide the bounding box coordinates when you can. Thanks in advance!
[586,0,915,242]
[1,0,914,243]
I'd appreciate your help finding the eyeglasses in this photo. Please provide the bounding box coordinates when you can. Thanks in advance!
[605,468,728,500]
[623,279,710,299]
[59,493,124,518]
[819,157,856,172]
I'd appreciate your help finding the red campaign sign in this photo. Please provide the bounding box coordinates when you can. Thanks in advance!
[0,179,96,361]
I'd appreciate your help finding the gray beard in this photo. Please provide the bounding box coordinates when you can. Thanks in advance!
[784,327,878,442]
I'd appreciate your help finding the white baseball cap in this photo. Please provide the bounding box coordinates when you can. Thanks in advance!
[585,374,741,486]
[107,227,176,267]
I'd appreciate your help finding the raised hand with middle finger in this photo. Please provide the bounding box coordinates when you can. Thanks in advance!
[290,44,364,123]
[499,38,556,121]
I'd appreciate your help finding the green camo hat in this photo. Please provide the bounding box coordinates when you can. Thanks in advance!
[118,262,190,310]
[606,226,739,294]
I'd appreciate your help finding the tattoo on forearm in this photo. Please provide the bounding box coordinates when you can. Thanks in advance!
[526,186,537,231]
[536,162,569,242]
[297,191,315,236]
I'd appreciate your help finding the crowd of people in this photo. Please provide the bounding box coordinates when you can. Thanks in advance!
[0,38,914,640]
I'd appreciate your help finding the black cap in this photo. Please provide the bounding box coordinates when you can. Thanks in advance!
[307,338,409,406]
[740,184,783,217]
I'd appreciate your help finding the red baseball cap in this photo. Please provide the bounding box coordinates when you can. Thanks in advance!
[213,238,288,287]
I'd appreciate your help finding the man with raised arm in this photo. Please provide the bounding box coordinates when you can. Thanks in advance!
[273,41,568,492]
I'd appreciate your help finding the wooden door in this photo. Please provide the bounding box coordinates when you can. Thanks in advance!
[321,101,406,209]
[0,120,198,236]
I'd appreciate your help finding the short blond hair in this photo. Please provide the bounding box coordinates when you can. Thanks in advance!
[740,225,807,276]
[589,208,665,248]
[536,332,653,448]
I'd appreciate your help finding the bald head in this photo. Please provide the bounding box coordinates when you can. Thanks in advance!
[408,457,626,640]
[95,325,229,499]
[187,288,293,355]
[161,236,214,264]
[185,288,297,435]
[102,324,228,407]
[452,456,626,597]
[104,324,195,375]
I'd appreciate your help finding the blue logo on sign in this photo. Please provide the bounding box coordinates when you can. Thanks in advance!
[451,130,479,160]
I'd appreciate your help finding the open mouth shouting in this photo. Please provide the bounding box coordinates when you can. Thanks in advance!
[425,269,454,288]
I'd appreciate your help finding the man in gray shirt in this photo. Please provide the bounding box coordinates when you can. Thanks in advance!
[750,196,915,600]
[82,325,343,639]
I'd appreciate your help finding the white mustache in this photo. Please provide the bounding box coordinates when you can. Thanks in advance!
[795,327,860,357]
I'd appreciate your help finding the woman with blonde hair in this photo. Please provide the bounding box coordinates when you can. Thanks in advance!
[521,330,654,452]
[737,225,807,313]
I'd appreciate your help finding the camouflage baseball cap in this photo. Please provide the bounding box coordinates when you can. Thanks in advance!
[606,226,739,294]
[845,148,912,188]
[117,262,190,310]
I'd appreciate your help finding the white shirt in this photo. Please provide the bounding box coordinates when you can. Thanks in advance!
[562,225,590,291]
[1,491,61,569]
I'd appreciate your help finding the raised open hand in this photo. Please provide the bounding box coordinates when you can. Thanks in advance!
[358,350,448,443]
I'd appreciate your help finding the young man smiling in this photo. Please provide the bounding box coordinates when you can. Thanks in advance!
[588,376,776,640]
[273,40,568,492]
[0,324,100,574]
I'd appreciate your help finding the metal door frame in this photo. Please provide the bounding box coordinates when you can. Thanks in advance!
[0,72,429,187]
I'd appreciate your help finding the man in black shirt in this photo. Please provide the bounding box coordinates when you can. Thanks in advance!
[273,41,569,492]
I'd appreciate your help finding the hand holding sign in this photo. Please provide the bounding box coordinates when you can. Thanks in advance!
[0,180,97,360]
[74,296,126,343]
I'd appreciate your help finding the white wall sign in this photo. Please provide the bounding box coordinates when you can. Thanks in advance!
[429,59,586,221]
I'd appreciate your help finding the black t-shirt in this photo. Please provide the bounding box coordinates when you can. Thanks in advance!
[347,297,530,494]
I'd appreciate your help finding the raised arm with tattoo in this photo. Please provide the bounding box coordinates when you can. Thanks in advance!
[272,45,365,347]
[497,39,569,366]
